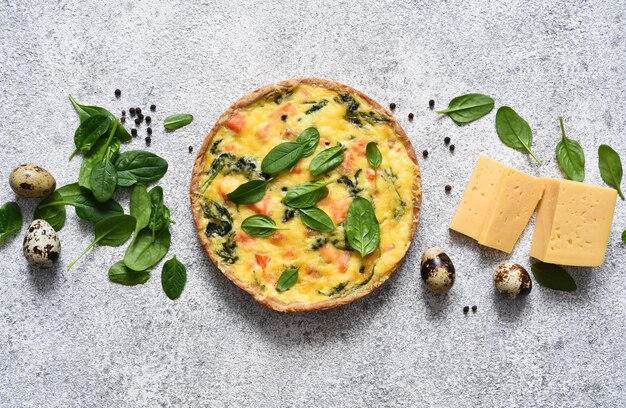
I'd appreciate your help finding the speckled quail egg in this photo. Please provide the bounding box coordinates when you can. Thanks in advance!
[420,248,455,292]
[9,164,56,198]
[23,219,61,268]
[493,263,532,299]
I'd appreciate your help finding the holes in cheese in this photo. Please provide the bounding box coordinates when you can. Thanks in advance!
[449,155,543,253]
[530,178,617,267]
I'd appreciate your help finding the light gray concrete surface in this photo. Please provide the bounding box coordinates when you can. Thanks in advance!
[1,0,625,406]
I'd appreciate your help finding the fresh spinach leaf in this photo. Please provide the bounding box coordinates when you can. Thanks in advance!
[67,214,136,270]
[203,200,233,237]
[366,142,382,171]
[305,99,328,115]
[436,93,494,123]
[296,127,320,157]
[161,256,187,300]
[622,230,626,242]
[163,113,193,130]
[216,231,238,264]
[227,179,272,205]
[598,144,624,200]
[531,262,577,292]
[337,170,364,198]
[261,142,304,175]
[345,197,380,257]
[33,191,67,231]
[556,116,585,182]
[241,214,286,237]
[298,206,334,232]
[89,136,119,203]
[74,191,124,223]
[108,260,150,286]
[309,145,345,176]
[130,185,152,242]
[79,135,121,190]
[495,106,542,165]
[70,114,111,159]
[124,227,171,272]
[276,266,299,292]
[284,179,330,209]
[0,202,22,244]
[69,95,131,143]
[114,151,169,187]
[148,186,172,234]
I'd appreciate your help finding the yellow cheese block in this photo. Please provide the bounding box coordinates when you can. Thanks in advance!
[530,178,617,267]
[449,155,544,253]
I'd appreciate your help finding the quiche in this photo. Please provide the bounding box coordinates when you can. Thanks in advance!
[190,78,421,312]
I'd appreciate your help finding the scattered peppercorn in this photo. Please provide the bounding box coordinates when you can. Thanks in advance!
[281,186,288,192]
[131,128,137,137]
[114,89,121,97]
[450,144,455,152]
[145,116,151,124]
[472,305,477,312]
[463,306,469,314]
[444,137,451,145]
[188,146,193,153]
[136,107,142,114]
[137,112,144,120]
[129,107,136,116]
[445,185,452,193]
[150,104,156,111]
[280,114,287,121]
[389,103,396,110]
[422,150,429,158]
[121,110,126,116]
[408,113,414,120]
[145,136,151,145]
[134,118,141,125]
[325,140,330,145]
[147,127,152,135]
[429,99,435,109]
[120,116,126,123]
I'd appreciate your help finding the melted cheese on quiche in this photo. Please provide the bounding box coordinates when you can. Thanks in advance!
[196,83,418,306]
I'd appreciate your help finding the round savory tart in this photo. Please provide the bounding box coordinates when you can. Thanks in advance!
[190,78,421,312]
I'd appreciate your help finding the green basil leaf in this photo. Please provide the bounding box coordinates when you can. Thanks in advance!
[89,147,118,203]
[0,202,22,244]
[163,113,193,130]
[241,214,286,237]
[296,127,320,157]
[530,262,577,292]
[309,145,345,176]
[79,137,121,189]
[598,144,624,200]
[436,93,494,123]
[67,214,136,270]
[130,185,152,235]
[366,142,382,170]
[124,227,171,272]
[299,206,334,232]
[114,151,169,187]
[276,266,299,292]
[261,142,304,175]
[33,191,67,231]
[72,114,111,156]
[284,179,330,209]
[227,179,272,204]
[161,256,187,300]
[556,117,585,182]
[108,260,150,286]
[345,197,380,257]
[495,106,542,165]
[69,95,131,143]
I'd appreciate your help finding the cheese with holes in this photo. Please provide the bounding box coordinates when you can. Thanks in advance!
[450,155,544,253]
[530,178,616,266]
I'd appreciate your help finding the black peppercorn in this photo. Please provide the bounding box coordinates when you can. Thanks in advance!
[429,99,435,109]
[444,137,451,145]
[389,103,396,110]
[120,116,126,123]
[281,186,288,192]
[147,127,152,135]
[145,136,151,145]
[145,116,151,124]
[280,114,287,121]
[131,128,137,137]
[422,150,429,158]
[408,113,414,120]
[121,110,126,116]
[150,104,156,111]
[463,306,469,314]
[188,146,193,153]
[136,107,142,114]
[445,185,452,193]
[129,107,136,116]
[135,118,141,125]
[137,113,144,120]
[450,144,455,152]
[114,89,121,97]
[472,305,477,312]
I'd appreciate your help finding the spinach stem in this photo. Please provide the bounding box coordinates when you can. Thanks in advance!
[67,240,97,271]
[37,201,75,209]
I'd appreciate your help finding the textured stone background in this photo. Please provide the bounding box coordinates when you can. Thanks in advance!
[1,0,625,406]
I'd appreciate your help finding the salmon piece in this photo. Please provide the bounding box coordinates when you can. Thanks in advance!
[352,138,368,155]
[384,244,396,251]
[320,244,350,272]
[282,246,297,259]
[366,168,377,181]
[222,143,238,153]
[331,197,351,223]
[225,112,246,133]
[270,103,296,120]
[248,194,272,216]
[318,193,332,207]
[269,231,284,242]
[256,123,273,142]
[255,253,271,269]
[304,265,321,277]
[339,150,354,172]
[234,230,256,248]
[218,177,240,200]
